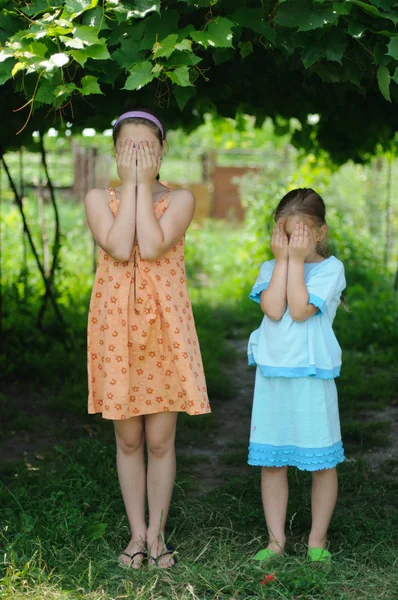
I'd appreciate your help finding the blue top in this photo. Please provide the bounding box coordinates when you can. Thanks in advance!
[248,256,346,379]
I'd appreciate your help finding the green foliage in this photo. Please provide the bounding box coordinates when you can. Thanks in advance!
[0,441,397,599]
[1,1,398,160]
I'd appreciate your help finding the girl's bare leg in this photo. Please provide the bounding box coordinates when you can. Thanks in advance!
[114,416,147,567]
[145,411,178,568]
[308,467,338,549]
[261,466,289,554]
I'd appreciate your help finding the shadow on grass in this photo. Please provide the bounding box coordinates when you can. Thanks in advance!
[1,437,397,600]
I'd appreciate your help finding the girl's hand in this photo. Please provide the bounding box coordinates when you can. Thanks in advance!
[271,221,288,260]
[116,140,136,185]
[137,141,161,185]
[288,222,312,261]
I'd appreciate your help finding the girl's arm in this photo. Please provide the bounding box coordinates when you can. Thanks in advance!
[287,223,319,321]
[260,222,288,320]
[136,141,195,261]
[85,140,137,262]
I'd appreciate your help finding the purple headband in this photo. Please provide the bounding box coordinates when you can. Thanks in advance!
[113,111,164,139]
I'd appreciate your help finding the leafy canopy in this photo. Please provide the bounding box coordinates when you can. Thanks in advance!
[1,0,398,161]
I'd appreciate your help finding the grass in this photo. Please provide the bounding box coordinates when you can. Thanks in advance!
[1,440,397,600]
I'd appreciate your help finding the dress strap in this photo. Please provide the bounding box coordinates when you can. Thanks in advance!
[106,187,118,215]
[106,187,117,200]
[162,188,173,207]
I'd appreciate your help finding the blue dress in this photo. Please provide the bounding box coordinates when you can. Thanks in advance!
[247,256,346,471]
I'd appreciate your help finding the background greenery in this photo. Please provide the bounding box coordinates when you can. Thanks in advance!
[1,117,398,599]
[2,0,398,161]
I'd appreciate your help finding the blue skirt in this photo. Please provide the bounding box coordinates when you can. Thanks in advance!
[248,368,344,471]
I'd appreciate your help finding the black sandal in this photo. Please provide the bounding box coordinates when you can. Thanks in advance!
[149,544,177,568]
[120,549,147,567]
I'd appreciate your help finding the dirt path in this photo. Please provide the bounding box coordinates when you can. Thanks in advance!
[181,339,254,493]
[182,339,398,491]
[2,341,398,482]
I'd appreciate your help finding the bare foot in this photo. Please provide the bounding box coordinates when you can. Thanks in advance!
[266,539,285,556]
[147,536,176,569]
[119,539,147,568]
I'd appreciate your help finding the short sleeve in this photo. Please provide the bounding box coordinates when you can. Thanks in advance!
[306,258,346,314]
[249,260,275,303]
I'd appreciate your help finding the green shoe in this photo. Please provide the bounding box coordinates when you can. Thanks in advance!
[307,547,332,562]
[253,548,280,562]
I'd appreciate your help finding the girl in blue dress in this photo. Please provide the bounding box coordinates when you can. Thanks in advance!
[248,188,346,563]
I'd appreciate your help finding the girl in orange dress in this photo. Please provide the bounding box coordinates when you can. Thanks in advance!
[85,110,210,569]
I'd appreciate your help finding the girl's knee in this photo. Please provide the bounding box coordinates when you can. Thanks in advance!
[146,435,175,458]
[115,422,145,456]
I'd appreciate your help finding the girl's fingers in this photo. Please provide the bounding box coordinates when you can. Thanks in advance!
[120,140,131,164]
[137,146,143,166]
[143,142,151,165]
[130,147,137,168]
[140,144,148,168]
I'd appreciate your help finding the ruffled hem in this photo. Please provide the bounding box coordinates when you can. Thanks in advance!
[248,354,340,379]
[249,282,269,303]
[248,441,344,471]
[308,293,326,314]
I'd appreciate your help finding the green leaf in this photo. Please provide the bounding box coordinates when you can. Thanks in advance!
[151,63,163,75]
[349,0,384,18]
[175,39,192,52]
[40,52,69,71]
[374,43,389,66]
[69,50,88,66]
[239,40,253,59]
[22,0,63,17]
[85,522,107,540]
[351,1,398,23]
[73,25,101,46]
[80,74,103,95]
[0,58,15,85]
[26,42,49,59]
[377,65,391,102]
[53,82,78,99]
[70,43,110,65]
[12,62,26,77]
[60,35,85,49]
[0,51,13,64]
[171,52,202,67]
[324,33,347,64]
[231,8,276,42]
[128,0,160,18]
[123,61,155,90]
[275,0,338,31]
[347,19,366,38]
[332,1,352,15]
[212,48,235,66]
[138,10,180,51]
[387,37,398,59]
[111,38,143,70]
[302,44,326,69]
[82,6,108,28]
[35,77,60,104]
[153,33,178,59]
[392,66,398,84]
[174,86,195,111]
[167,65,192,86]
[63,0,98,18]
[191,18,234,49]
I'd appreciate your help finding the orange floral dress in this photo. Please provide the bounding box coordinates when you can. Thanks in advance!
[87,188,210,420]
